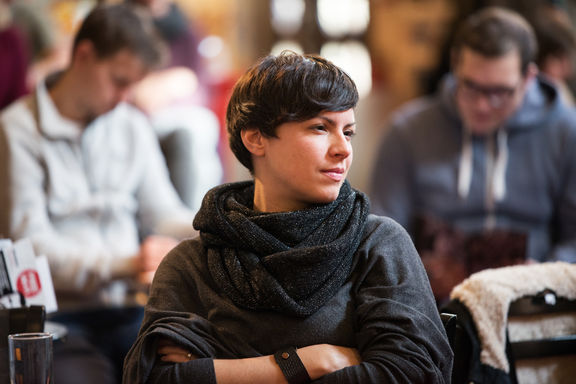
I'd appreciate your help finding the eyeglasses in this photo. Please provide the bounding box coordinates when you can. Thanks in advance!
[456,78,521,109]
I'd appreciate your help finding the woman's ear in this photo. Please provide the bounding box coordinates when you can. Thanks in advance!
[241,128,266,157]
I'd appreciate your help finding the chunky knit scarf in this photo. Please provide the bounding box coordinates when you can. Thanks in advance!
[193,180,369,317]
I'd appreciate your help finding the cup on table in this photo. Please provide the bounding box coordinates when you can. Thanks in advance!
[8,332,53,384]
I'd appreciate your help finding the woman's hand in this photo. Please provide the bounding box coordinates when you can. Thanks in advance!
[156,337,197,363]
[297,344,361,380]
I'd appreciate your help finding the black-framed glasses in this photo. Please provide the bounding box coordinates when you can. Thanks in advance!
[457,78,521,109]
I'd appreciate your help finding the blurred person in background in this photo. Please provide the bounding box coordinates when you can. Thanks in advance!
[0,0,29,109]
[531,3,576,105]
[0,3,195,383]
[370,7,576,304]
[10,0,67,88]
[423,0,576,96]
[127,0,224,212]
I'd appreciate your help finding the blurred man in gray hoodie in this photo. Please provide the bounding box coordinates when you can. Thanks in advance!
[370,6,576,302]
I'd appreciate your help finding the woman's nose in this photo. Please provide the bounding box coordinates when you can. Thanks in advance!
[330,133,352,158]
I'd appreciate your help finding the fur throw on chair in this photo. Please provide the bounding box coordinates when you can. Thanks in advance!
[450,262,576,373]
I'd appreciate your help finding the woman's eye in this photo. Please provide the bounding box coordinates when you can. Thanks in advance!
[344,129,356,138]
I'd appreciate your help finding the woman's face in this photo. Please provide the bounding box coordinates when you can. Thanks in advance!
[252,109,356,212]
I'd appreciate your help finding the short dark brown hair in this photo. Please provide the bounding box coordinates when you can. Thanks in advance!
[73,3,165,69]
[226,51,358,172]
[532,7,576,67]
[452,6,538,74]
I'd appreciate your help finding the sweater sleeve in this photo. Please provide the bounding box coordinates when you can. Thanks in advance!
[315,216,453,383]
[124,316,220,384]
[123,241,238,384]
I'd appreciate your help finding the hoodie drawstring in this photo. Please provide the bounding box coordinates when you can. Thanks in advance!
[458,128,508,205]
[458,129,473,200]
[493,129,508,201]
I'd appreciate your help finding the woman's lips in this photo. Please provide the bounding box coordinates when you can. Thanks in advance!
[322,168,345,182]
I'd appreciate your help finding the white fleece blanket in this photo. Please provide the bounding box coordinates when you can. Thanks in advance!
[450,262,576,372]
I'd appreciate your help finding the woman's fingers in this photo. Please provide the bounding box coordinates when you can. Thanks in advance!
[157,343,197,363]
[159,352,197,363]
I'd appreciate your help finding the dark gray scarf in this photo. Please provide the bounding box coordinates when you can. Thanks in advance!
[193,180,369,317]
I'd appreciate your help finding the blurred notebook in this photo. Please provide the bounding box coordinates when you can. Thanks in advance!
[413,215,527,301]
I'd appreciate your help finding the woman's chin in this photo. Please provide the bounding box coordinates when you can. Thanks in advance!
[312,187,342,204]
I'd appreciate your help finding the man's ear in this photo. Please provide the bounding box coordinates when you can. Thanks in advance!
[73,40,97,63]
[450,47,461,73]
[525,62,539,81]
[241,128,266,156]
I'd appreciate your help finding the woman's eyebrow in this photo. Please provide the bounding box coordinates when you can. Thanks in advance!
[317,116,356,128]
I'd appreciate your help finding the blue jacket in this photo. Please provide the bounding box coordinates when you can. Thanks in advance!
[369,74,576,263]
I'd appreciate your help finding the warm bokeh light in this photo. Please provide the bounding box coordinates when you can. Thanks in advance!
[271,0,306,36]
[321,40,372,98]
[317,0,369,37]
[198,35,224,59]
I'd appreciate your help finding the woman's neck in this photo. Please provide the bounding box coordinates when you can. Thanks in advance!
[252,178,309,213]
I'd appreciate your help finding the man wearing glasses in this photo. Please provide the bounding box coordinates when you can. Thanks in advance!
[369,6,576,304]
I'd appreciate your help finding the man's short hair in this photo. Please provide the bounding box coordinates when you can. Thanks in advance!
[452,6,538,74]
[73,3,165,69]
[227,51,358,172]
[532,8,576,67]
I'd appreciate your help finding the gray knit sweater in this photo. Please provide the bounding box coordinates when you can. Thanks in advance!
[123,215,453,383]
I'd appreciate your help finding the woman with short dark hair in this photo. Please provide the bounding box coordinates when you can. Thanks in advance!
[124,51,452,384]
